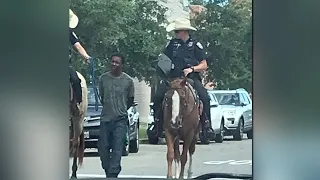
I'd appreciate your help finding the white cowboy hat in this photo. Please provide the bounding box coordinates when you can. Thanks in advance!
[69,9,79,29]
[166,17,197,32]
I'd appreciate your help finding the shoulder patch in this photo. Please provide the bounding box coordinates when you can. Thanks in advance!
[196,42,203,49]
[72,32,78,39]
[165,41,171,48]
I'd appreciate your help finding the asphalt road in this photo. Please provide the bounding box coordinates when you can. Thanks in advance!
[69,136,252,179]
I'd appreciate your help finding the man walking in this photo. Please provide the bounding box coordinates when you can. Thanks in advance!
[98,53,135,178]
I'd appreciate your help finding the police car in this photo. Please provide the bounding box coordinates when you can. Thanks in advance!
[209,88,253,140]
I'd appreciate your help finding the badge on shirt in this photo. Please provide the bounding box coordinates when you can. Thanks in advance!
[173,43,181,48]
[188,41,193,47]
[196,42,203,49]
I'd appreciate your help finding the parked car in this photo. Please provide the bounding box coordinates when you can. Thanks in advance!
[210,88,252,140]
[78,86,140,156]
[207,92,225,143]
[146,91,225,144]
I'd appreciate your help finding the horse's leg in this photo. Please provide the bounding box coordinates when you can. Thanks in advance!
[178,144,188,180]
[165,131,174,179]
[179,134,194,180]
[71,149,78,179]
[174,138,181,179]
[187,135,197,179]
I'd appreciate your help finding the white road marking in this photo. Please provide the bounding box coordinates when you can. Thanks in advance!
[203,160,252,165]
[229,160,252,165]
[73,174,195,178]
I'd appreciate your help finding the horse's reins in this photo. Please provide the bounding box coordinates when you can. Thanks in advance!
[89,57,101,111]
[182,83,198,118]
[167,78,198,120]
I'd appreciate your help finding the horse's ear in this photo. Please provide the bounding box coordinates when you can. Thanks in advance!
[180,78,187,86]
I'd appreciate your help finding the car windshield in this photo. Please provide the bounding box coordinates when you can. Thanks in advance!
[214,93,240,106]
[87,87,102,106]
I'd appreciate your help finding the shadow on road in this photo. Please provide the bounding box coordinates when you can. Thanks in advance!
[69,150,100,158]
[223,136,250,141]
[84,151,100,157]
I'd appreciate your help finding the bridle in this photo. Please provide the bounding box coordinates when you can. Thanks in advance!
[164,78,198,128]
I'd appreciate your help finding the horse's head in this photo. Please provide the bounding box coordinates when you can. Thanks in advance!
[164,78,189,129]
[170,77,188,89]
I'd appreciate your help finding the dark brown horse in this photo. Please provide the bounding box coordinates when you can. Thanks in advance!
[162,77,202,179]
[69,71,88,179]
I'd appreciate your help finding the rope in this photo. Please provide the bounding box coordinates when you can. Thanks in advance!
[89,57,101,111]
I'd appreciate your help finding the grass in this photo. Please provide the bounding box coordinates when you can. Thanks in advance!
[139,122,148,139]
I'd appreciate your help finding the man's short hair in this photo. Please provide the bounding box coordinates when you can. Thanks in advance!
[111,52,125,65]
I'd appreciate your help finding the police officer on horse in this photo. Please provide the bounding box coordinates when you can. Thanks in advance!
[152,17,214,136]
[69,9,91,105]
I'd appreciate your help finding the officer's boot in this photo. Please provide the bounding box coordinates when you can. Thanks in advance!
[154,107,164,137]
[203,103,214,137]
[205,112,214,136]
[151,105,160,136]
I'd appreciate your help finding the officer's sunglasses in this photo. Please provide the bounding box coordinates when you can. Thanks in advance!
[174,30,183,33]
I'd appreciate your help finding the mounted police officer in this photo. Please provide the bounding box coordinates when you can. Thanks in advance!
[69,9,91,104]
[152,17,214,136]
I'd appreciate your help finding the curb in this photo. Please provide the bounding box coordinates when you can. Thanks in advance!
[139,138,149,144]
[139,138,167,145]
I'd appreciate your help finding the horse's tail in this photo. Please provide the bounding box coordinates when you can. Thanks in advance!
[77,131,85,167]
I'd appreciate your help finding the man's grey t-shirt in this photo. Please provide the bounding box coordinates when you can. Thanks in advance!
[99,72,135,122]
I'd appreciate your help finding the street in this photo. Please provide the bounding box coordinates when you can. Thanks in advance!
[69,137,252,179]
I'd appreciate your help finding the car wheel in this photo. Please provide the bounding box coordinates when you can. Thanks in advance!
[233,118,244,141]
[129,125,139,153]
[214,119,224,143]
[122,125,130,156]
[247,129,253,139]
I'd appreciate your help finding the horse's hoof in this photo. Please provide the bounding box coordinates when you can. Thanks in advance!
[69,176,77,180]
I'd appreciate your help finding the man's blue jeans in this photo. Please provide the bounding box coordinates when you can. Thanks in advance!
[97,116,127,178]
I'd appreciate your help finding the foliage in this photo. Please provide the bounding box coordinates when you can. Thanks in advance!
[190,0,252,91]
[70,0,168,85]
[70,0,252,91]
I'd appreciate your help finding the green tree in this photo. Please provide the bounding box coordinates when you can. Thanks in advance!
[70,0,168,84]
[190,0,252,91]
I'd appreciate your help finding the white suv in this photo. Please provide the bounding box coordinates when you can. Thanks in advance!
[210,88,252,140]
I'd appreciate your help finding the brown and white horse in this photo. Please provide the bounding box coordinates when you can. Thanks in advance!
[162,77,202,179]
[69,71,88,179]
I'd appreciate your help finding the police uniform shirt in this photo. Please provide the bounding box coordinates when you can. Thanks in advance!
[69,29,79,63]
[69,29,79,45]
[164,37,206,77]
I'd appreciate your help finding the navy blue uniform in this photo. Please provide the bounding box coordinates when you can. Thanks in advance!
[153,37,213,133]
[69,29,82,103]
[69,29,79,46]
